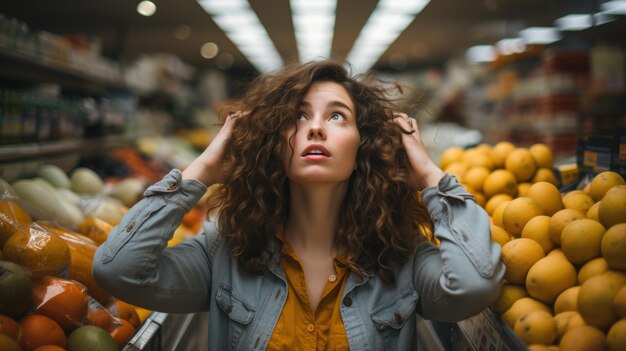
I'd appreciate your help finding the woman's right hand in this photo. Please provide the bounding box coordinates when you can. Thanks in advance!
[181,112,242,186]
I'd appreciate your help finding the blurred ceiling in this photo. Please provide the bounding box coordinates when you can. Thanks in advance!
[1,0,623,74]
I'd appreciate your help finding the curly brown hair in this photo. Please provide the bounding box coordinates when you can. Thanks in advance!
[214,60,434,283]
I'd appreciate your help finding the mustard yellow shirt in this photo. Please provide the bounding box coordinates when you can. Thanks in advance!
[266,239,350,351]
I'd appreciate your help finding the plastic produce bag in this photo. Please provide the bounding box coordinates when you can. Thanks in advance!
[31,275,89,332]
[2,222,71,277]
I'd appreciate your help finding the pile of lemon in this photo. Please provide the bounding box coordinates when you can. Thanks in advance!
[439,142,626,351]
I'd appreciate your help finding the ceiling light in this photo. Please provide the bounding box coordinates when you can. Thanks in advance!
[519,27,561,45]
[594,12,617,25]
[197,0,283,72]
[496,38,526,55]
[137,1,156,17]
[466,45,496,63]
[346,0,430,74]
[555,14,593,31]
[601,1,626,14]
[290,0,337,63]
[201,42,219,59]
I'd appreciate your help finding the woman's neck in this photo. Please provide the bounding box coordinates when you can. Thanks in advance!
[284,181,348,260]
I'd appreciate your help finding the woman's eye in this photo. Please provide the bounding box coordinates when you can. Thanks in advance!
[329,113,344,121]
[297,113,307,120]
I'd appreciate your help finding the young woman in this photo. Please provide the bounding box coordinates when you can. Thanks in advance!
[93,60,504,350]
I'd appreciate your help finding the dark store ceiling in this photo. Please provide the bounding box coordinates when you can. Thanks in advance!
[1,0,623,74]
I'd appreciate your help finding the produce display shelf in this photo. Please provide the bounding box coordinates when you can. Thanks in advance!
[122,311,209,351]
[456,309,527,351]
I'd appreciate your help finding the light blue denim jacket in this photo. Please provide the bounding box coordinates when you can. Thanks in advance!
[93,169,505,350]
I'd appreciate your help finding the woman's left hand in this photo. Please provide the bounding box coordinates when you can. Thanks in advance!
[394,112,444,190]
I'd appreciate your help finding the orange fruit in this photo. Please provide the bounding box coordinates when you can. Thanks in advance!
[601,223,626,270]
[559,325,606,350]
[108,300,140,329]
[485,194,514,216]
[0,314,21,343]
[444,162,468,182]
[491,141,516,168]
[109,318,135,348]
[33,346,66,351]
[561,219,606,265]
[492,200,511,228]
[77,218,112,246]
[517,182,532,197]
[598,185,626,229]
[589,171,625,202]
[532,168,558,185]
[501,238,546,285]
[562,190,595,215]
[31,276,88,332]
[439,147,465,170]
[527,182,563,216]
[549,209,585,245]
[463,166,490,193]
[19,314,66,351]
[0,200,32,248]
[87,307,114,332]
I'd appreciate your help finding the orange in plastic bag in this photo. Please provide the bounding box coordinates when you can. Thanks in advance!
[31,275,89,332]
[2,223,70,277]
[109,317,135,348]
[107,299,140,329]
[77,218,112,245]
[0,199,32,248]
[37,221,111,304]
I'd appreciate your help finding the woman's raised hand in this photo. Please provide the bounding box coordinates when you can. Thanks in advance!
[182,112,242,186]
[393,112,444,190]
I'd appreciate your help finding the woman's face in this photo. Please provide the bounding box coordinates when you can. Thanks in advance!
[283,81,361,184]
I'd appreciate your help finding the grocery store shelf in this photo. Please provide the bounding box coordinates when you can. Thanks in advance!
[0,46,127,93]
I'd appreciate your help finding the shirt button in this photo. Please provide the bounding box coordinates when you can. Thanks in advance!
[306,323,315,332]
[328,274,337,282]
[343,296,352,306]
[167,182,177,190]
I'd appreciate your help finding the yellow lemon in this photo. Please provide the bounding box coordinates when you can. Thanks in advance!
[528,182,563,216]
[486,194,514,216]
[491,141,516,168]
[506,148,538,182]
[577,272,626,330]
[492,200,511,228]
[463,166,490,193]
[554,286,581,314]
[587,202,600,221]
[561,219,606,265]
[559,326,606,350]
[598,185,626,229]
[522,215,555,253]
[526,255,577,304]
[439,147,465,170]
[529,143,554,169]
[514,310,557,346]
[614,286,626,319]
[607,318,626,351]
[563,190,595,215]
[501,238,546,285]
[554,311,586,342]
[492,283,529,315]
[589,171,625,202]
[502,297,551,328]
[601,223,626,270]
[491,224,511,247]
[502,197,544,237]
[549,209,585,245]
[484,169,518,198]
[517,182,532,197]
[578,257,609,285]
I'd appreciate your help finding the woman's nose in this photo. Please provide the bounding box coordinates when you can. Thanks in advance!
[307,118,326,140]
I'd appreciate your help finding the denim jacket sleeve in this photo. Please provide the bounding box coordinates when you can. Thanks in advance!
[92,169,219,313]
[412,173,505,322]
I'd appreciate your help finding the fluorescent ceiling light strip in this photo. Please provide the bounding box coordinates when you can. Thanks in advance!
[601,1,626,14]
[496,38,526,55]
[519,27,561,45]
[466,45,496,63]
[555,14,593,31]
[346,0,430,73]
[197,0,283,72]
[290,0,337,63]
